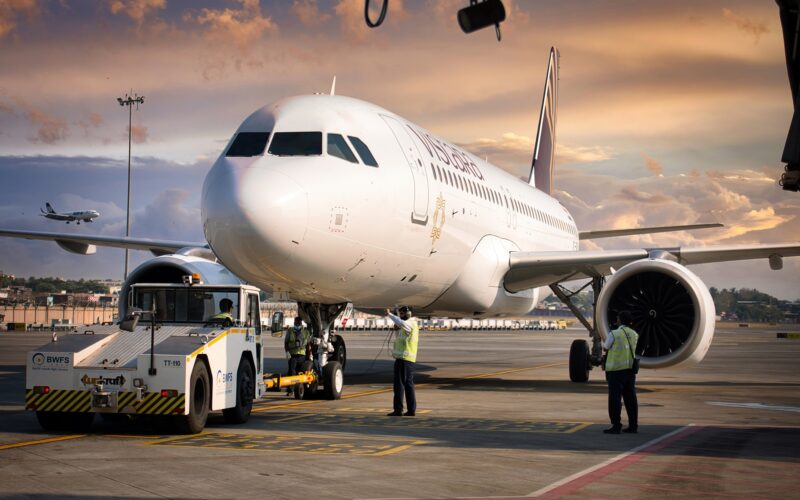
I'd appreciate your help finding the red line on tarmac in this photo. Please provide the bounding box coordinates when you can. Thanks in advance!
[529,425,703,498]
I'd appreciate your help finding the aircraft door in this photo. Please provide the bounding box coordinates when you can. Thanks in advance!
[381,115,429,224]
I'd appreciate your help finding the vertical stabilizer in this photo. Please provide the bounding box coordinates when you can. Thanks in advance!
[529,47,559,193]
[45,202,55,213]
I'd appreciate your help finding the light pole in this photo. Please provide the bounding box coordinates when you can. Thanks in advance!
[117,92,145,279]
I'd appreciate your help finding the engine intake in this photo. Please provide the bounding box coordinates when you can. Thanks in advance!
[596,259,715,369]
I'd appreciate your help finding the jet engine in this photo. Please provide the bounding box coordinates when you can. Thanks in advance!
[595,258,715,369]
[118,250,243,318]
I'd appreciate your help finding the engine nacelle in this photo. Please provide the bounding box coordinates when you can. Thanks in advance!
[118,251,243,318]
[596,258,715,369]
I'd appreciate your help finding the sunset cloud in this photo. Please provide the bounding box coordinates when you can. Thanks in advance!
[292,0,331,27]
[107,0,165,20]
[129,124,148,144]
[0,0,40,41]
[722,8,770,43]
[642,153,664,177]
[191,0,276,50]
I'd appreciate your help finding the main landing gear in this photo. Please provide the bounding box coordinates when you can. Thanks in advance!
[297,302,348,399]
[550,277,606,382]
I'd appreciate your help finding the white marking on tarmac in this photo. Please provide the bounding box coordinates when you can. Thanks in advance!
[527,424,694,497]
[707,401,800,413]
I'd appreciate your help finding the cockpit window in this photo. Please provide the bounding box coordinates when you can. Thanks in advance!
[328,134,358,163]
[348,136,378,167]
[268,132,322,156]
[226,132,270,157]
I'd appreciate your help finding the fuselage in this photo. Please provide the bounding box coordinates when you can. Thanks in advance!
[202,95,578,317]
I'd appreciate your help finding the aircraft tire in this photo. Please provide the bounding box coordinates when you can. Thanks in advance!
[223,357,254,424]
[569,339,590,383]
[331,335,347,371]
[323,361,343,400]
[176,359,210,434]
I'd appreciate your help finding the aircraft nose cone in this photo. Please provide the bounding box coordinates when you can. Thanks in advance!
[202,159,308,273]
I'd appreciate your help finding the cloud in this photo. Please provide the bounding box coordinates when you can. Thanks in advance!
[76,112,105,136]
[642,153,664,177]
[27,108,68,144]
[457,133,614,173]
[129,124,148,144]
[292,0,330,27]
[106,0,166,28]
[722,8,769,43]
[717,206,791,240]
[0,0,40,41]
[619,185,671,204]
[335,0,406,43]
[191,0,276,51]
[556,144,615,164]
[0,97,70,144]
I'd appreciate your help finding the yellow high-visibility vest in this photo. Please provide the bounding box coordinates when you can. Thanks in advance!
[286,327,310,356]
[605,326,639,372]
[392,318,419,362]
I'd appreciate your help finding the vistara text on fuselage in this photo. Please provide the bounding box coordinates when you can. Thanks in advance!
[202,94,578,317]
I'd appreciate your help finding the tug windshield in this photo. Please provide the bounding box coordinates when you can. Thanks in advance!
[133,287,239,324]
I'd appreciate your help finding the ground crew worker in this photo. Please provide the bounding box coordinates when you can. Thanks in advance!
[385,306,419,417]
[603,310,639,434]
[210,298,234,327]
[284,316,310,392]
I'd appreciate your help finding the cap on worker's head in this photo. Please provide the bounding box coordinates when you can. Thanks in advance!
[617,310,633,326]
[220,298,233,310]
[398,305,412,314]
[294,316,302,324]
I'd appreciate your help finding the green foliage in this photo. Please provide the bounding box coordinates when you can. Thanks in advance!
[0,275,109,294]
[710,287,786,322]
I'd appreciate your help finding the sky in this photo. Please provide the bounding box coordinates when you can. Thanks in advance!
[0,0,798,300]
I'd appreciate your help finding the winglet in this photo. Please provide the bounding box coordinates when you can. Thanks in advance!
[330,76,337,96]
[529,47,559,193]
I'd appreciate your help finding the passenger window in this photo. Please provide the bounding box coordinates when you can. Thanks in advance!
[226,132,270,157]
[268,132,322,156]
[348,136,378,167]
[328,134,358,163]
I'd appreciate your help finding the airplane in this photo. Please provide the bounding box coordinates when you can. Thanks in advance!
[40,202,100,224]
[2,47,799,385]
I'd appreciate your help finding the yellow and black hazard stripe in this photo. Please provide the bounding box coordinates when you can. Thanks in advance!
[25,389,91,413]
[25,389,184,415]
[130,392,185,415]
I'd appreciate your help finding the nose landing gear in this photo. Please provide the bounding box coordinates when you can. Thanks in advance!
[297,302,348,398]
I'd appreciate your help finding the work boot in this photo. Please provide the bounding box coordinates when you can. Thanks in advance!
[403,411,415,417]
[386,411,402,417]
[603,426,621,434]
[623,426,638,434]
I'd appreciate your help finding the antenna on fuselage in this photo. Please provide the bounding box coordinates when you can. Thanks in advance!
[330,76,337,96]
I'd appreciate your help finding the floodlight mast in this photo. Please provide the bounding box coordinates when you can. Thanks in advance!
[117,92,145,279]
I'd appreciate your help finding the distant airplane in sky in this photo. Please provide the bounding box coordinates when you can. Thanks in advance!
[2,47,799,385]
[40,202,99,224]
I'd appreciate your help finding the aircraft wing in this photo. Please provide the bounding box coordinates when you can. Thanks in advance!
[503,243,800,292]
[0,228,206,256]
[41,213,73,221]
[578,223,723,240]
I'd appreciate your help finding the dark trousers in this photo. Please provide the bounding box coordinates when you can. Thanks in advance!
[606,369,638,429]
[287,355,305,376]
[393,359,416,414]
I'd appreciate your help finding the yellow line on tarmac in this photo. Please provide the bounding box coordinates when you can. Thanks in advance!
[0,434,86,451]
[252,361,565,413]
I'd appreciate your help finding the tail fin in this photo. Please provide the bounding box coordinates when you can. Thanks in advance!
[45,202,55,213]
[529,47,559,193]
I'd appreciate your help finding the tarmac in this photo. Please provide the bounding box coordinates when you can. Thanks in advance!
[1,325,799,499]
